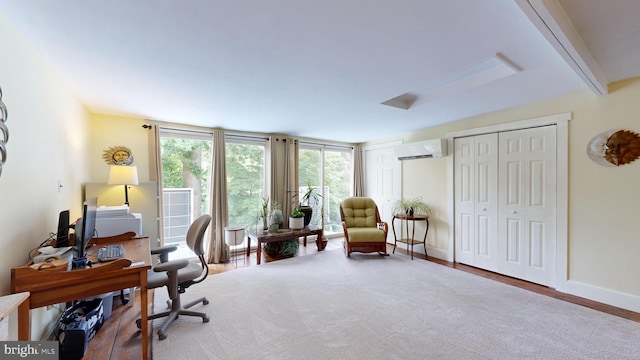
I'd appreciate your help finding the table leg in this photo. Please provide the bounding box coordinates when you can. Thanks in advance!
[316,231,326,251]
[246,236,251,257]
[17,299,30,341]
[257,239,262,265]
[140,272,149,360]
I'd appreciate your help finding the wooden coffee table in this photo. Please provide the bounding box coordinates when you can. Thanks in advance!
[246,226,325,265]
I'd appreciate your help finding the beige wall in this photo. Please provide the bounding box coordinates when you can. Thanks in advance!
[367,78,640,309]
[0,12,91,339]
[89,113,150,183]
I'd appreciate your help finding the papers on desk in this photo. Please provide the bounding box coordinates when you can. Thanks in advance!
[33,246,73,264]
[97,205,131,218]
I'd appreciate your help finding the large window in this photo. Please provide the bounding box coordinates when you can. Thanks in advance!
[299,145,351,236]
[160,129,213,258]
[225,135,267,229]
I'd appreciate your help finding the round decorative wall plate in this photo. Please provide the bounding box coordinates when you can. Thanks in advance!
[587,129,640,167]
[0,86,8,177]
[102,146,134,165]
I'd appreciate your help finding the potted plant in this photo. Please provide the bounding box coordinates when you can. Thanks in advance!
[296,181,323,226]
[289,206,305,230]
[260,196,269,231]
[392,197,431,217]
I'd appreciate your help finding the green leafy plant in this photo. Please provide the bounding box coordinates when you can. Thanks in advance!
[300,180,322,206]
[291,206,304,218]
[261,196,269,218]
[392,197,431,216]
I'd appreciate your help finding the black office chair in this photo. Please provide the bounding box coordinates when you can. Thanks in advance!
[136,214,212,340]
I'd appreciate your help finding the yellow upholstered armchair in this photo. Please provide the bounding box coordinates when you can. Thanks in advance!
[340,197,389,257]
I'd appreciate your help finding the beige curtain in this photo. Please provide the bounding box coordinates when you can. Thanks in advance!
[352,145,365,197]
[282,138,299,227]
[149,123,165,246]
[268,135,278,209]
[207,130,229,264]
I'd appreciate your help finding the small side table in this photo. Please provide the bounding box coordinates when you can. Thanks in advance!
[391,214,429,260]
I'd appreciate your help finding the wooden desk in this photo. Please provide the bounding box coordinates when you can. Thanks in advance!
[11,234,151,359]
[246,226,325,265]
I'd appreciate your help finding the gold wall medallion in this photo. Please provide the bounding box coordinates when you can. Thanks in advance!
[587,129,640,166]
[102,146,134,165]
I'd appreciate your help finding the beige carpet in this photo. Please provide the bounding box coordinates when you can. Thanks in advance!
[152,249,640,359]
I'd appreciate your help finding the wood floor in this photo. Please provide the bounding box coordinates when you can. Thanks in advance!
[87,237,639,359]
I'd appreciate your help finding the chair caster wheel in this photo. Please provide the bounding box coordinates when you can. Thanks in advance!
[135,319,141,329]
[203,299,209,305]
[203,316,210,323]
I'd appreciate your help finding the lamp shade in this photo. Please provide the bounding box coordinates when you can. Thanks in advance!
[107,165,139,185]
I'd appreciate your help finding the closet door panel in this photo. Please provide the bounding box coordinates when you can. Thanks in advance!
[523,127,557,285]
[499,126,556,286]
[473,134,498,270]
[454,137,476,265]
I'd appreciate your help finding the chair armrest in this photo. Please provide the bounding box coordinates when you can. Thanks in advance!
[153,259,189,273]
[341,221,349,241]
[151,245,178,263]
[378,221,388,236]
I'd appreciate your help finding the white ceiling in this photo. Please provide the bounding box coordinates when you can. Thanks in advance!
[0,0,638,143]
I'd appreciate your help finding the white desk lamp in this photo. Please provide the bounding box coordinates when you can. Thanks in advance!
[107,165,139,206]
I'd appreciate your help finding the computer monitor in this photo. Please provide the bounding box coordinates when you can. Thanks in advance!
[55,210,70,247]
[74,197,97,261]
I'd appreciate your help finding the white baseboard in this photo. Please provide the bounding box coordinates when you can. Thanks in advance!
[426,246,450,261]
[427,247,639,314]
[557,280,640,313]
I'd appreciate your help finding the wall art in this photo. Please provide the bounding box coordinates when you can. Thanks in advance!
[587,129,640,166]
[0,86,8,177]
[102,145,134,165]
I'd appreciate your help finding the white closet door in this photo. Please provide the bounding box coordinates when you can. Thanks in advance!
[454,134,498,268]
[455,137,476,265]
[498,126,557,286]
[473,134,499,271]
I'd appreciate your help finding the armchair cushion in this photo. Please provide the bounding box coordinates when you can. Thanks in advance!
[341,197,379,228]
[345,227,386,243]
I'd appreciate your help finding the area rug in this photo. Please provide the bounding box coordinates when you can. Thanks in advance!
[152,250,640,359]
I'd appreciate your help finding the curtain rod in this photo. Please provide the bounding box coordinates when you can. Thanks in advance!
[157,126,214,136]
[299,140,353,150]
[225,133,269,141]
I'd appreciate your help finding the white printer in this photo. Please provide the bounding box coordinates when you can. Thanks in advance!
[95,205,142,237]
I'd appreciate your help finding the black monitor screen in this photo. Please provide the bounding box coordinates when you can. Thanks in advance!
[75,197,97,259]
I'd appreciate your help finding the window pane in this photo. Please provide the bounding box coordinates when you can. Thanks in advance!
[299,146,351,235]
[226,141,266,228]
[324,150,351,234]
[299,148,322,226]
[160,133,212,259]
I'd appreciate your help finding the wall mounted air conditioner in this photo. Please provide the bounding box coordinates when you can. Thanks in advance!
[394,138,447,160]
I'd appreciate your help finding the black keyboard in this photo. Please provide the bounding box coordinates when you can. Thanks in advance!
[97,244,125,262]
